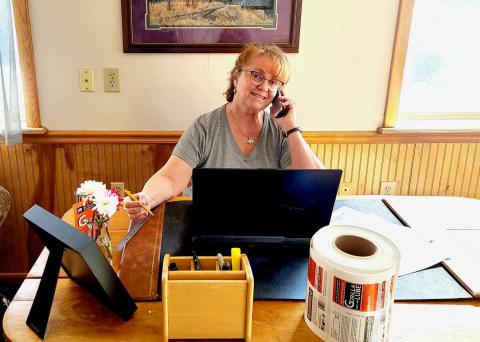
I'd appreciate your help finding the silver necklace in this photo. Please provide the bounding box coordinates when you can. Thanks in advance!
[228,105,258,145]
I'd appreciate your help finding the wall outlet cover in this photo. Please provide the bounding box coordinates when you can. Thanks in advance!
[380,181,397,195]
[110,182,125,196]
[104,67,120,92]
[339,182,352,195]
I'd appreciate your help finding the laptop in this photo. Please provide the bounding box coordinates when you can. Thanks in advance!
[191,168,342,299]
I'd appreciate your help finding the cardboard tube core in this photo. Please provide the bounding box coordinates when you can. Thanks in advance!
[335,235,377,257]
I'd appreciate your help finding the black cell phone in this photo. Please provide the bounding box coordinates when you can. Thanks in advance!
[273,90,288,118]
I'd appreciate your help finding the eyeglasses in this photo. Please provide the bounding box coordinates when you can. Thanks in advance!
[240,69,284,92]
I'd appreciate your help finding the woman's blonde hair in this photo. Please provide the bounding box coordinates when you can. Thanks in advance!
[225,43,291,102]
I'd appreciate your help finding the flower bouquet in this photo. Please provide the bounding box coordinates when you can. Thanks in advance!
[75,180,123,264]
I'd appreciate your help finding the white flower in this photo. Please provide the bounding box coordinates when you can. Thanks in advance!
[92,190,119,219]
[76,180,106,196]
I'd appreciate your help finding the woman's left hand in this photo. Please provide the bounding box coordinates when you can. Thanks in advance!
[270,90,298,133]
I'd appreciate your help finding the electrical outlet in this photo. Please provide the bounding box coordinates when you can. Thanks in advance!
[380,181,397,195]
[110,182,125,196]
[104,67,120,92]
[339,182,352,195]
[79,68,95,92]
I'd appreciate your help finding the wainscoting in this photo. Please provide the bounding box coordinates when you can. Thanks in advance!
[1,130,480,273]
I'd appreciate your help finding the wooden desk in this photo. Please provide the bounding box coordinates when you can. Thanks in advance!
[4,196,480,341]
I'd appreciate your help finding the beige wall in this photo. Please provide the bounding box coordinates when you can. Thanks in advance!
[29,0,399,131]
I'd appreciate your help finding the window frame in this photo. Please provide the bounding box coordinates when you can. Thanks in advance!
[11,0,42,130]
[383,0,480,130]
[383,0,415,128]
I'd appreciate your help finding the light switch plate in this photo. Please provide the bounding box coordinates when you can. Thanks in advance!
[104,67,120,92]
[80,68,95,92]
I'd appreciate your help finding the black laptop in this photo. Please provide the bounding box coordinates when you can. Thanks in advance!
[191,168,342,300]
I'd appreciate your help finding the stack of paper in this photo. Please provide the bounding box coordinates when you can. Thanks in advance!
[330,206,449,276]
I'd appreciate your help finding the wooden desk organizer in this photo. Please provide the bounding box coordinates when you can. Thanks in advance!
[162,254,254,341]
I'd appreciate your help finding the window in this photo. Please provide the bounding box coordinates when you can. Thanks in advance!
[384,0,480,130]
[1,0,21,144]
[0,11,26,125]
[13,18,27,128]
[1,0,41,136]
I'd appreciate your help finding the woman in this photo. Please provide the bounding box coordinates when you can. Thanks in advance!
[126,43,324,221]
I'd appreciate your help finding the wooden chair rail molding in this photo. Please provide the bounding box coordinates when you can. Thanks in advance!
[22,130,480,144]
[2,129,480,274]
[22,131,183,144]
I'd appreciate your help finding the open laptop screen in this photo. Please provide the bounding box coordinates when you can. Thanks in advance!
[192,168,342,245]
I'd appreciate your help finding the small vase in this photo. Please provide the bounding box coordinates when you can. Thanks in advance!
[95,220,113,265]
[75,192,90,204]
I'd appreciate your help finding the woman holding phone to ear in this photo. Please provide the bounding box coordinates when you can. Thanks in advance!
[125,43,324,221]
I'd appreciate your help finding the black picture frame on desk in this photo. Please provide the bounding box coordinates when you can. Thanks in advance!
[23,205,137,339]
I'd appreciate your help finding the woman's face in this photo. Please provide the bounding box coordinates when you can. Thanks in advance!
[233,55,280,113]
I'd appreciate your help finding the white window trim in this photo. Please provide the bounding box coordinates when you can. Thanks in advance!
[382,0,480,133]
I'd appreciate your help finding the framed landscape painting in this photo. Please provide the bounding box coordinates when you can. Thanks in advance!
[121,0,303,52]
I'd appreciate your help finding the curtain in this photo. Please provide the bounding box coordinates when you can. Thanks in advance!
[0,0,22,146]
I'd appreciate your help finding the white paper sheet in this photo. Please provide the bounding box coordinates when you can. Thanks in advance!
[330,206,449,276]
[384,196,480,231]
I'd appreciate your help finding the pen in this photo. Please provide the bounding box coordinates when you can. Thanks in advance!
[124,189,154,216]
[192,250,201,271]
[217,253,224,270]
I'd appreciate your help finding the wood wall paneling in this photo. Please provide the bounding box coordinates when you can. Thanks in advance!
[470,144,480,198]
[2,131,480,274]
[0,142,176,273]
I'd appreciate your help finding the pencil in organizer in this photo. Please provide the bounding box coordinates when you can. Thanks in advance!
[124,189,155,216]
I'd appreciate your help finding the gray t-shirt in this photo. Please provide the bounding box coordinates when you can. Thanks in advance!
[173,104,291,169]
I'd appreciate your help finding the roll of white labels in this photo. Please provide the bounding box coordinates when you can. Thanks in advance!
[305,225,400,342]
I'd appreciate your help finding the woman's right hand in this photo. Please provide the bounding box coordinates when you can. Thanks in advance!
[124,192,152,222]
